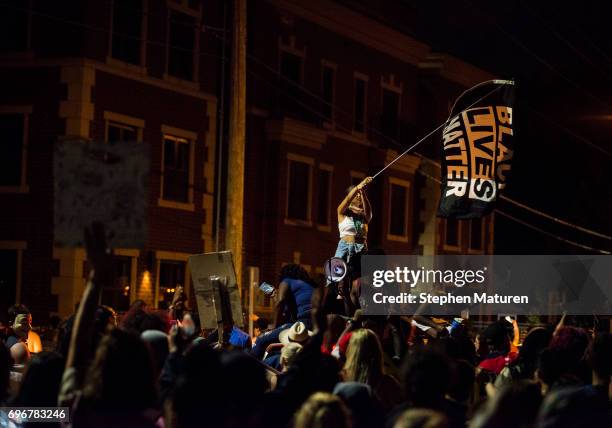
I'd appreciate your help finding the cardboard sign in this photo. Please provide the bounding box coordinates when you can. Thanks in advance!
[54,139,149,248]
[188,251,244,329]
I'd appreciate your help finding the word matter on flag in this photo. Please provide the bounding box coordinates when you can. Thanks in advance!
[438,80,515,219]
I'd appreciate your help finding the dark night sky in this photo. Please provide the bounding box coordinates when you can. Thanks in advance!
[408,0,612,254]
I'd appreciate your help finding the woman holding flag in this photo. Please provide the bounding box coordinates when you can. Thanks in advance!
[334,176,373,264]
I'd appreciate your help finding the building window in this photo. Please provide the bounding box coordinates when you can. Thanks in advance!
[445,218,460,248]
[286,156,312,223]
[158,260,185,309]
[469,218,484,250]
[0,0,30,52]
[388,178,410,239]
[101,256,132,311]
[110,0,144,65]
[321,63,336,123]
[353,76,367,133]
[0,250,18,320]
[280,51,302,86]
[162,135,191,203]
[316,166,332,227]
[107,122,138,142]
[381,88,400,140]
[0,113,27,188]
[167,10,197,81]
[104,112,144,143]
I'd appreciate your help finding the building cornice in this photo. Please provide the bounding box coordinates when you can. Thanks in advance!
[419,53,496,88]
[267,0,430,66]
[0,57,217,103]
[266,118,327,150]
[384,150,421,175]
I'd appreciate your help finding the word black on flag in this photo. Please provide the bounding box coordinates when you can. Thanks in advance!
[438,80,515,219]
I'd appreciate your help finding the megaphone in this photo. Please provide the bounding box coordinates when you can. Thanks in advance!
[324,257,347,283]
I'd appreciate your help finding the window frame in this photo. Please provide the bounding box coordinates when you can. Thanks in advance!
[278,35,306,86]
[352,72,369,137]
[468,217,486,253]
[164,0,202,84]
[284,153,314,227]
[114,248,139,303]
[320,60,337,128]
[154,250,191,310]
[386,177,411,242]
[0,0,33,55]
[0,241,27,305]
[380,74,403,140]
[158,124,196,211]
[316,163,333,232]
[442,218,462,252]
[103,111,144,142]
[0,106,31,194]
[107,0,148,72]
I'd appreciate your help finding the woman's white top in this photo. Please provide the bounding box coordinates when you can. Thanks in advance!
[338,216,357,238]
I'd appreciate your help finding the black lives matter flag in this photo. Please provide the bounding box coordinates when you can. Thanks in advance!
[438,80,515,219]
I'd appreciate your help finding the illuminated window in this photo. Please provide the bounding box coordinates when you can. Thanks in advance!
[101,256,132,311]
[158,260,185,309]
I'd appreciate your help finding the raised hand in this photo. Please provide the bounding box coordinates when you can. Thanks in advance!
[357,176,373,190]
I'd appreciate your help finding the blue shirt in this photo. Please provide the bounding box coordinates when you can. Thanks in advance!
[283,278,314,320]
[229,325,251,349]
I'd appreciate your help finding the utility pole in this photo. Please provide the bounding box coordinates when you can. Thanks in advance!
[225,0,247,291]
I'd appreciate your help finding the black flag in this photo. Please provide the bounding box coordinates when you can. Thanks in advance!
[437,80,515,219]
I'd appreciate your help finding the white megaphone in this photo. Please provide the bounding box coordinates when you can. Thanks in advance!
[324,257,348,284]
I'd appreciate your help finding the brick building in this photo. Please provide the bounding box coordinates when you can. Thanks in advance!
[0,0,220,321]
[0,0,495,323]
[243,0,495,316]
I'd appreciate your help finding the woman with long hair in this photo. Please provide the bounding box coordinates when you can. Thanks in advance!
[334,177,373,265]
[343,329,402,411]
[294,392,352,428]
[494,327,552,390]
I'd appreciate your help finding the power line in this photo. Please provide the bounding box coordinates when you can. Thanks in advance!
[416,168,611,255]
[6,2,609,250]
[519,1,612,81]
[495,210,610,255]
[245,46,611,158]
[462,0,612,111]
[372,83,505,179]
[417,156,611,241]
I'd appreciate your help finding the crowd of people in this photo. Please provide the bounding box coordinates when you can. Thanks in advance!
[1,221,612,427]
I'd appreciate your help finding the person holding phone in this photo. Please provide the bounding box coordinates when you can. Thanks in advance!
[251,264,316,360]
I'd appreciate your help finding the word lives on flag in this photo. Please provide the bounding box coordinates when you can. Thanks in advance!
[437,80,515,219]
